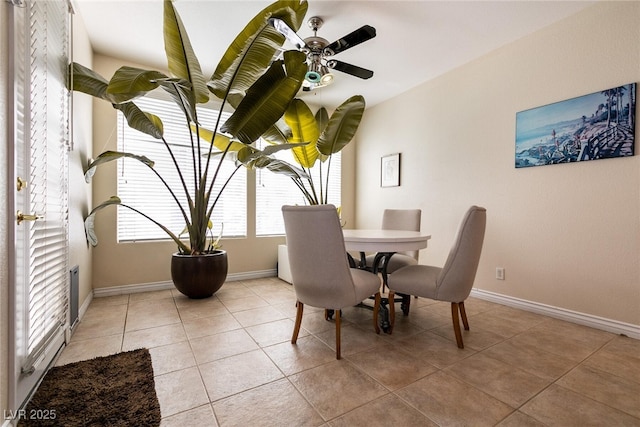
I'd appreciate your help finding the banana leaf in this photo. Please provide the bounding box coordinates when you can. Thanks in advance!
[106,66,167,103]
[113,102,164,140]
[84,196,122,246]
[69,62,112,102]
[317,95,365,156]
[261,119,293,145]
[315,107,329,134]
[208,0,307,99]
[85,195,188,252]
[236,142,307,166]
[221,50,306,144]
[163,0,209,104]
[284,99,320,168]
[191,124,245,152]
[248,155,308,179]
[314,107,330,161]
[156,78,197,124]
[84,151,155,183]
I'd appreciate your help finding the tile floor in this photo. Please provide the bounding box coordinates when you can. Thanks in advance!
[57,277,640,426]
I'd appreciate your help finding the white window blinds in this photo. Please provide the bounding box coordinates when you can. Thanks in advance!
[117,97,247,241]
[20,0,70,364]
[10,0,70,406]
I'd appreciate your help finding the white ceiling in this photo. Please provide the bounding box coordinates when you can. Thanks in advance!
[73,0,595,110]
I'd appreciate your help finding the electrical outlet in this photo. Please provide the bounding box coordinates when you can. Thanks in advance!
[496,267,505,280]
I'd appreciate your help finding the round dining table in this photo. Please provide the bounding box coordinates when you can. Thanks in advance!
[341,229,431,332]
[342,229,431,253]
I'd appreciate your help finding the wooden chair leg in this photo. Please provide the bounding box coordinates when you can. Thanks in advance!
[373,292,381,334]
[459,301,469,331]
[451,302,464,349]
[292,301,303,344]
[388,291,395,334]
[335,309,342,360]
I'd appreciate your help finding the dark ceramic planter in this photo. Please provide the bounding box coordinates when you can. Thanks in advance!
[171,250,228,299]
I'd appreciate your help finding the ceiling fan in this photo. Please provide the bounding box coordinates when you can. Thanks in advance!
[271,16,376,91]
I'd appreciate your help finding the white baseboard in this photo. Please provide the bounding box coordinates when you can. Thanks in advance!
[78,291,92,321]
[92,269,277,298]
[229,269,278,282]
[471,288,640,340]
[67,291,93,339]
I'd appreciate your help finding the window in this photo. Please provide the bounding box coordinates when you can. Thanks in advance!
[117,97,246,241]
[255,140,341,235]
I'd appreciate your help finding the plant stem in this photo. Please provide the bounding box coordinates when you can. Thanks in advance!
[324,154,333,205]
[153,138,191,226]
[207,164,241,219]
[120,203,189,253]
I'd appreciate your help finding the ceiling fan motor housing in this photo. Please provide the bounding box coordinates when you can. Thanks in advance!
[302,19,331,85]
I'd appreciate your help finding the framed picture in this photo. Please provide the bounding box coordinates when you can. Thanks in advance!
[515,83,636,168]
[381,153,401,187]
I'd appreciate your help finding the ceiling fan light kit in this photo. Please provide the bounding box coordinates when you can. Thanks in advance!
[271,15,376,91]
[305,55,334,86]
[320,67,334,85]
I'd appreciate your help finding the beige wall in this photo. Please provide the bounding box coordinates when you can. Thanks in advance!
[88,54,357,289]
[355,1,639,326]
[1,0,9,415]
[70,5,94,318]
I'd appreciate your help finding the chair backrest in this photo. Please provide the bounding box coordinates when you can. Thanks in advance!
[436,206,487,302]
[282,205,357,309]
[382,209,422,259]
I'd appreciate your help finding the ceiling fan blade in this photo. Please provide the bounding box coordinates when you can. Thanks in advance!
[269,18,306,49]
[325,25,376,55]
[327,60,374,80]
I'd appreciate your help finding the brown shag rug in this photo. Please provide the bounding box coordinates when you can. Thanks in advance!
[21,348,160,426]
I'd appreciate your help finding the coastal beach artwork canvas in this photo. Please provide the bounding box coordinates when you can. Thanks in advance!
[515,83,636,168]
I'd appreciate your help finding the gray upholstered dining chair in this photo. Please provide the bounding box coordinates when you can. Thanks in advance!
[387,206,486,348]
[364,209,422,273]
[282,204,382,359]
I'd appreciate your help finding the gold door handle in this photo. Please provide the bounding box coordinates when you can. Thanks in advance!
[17,177,27,191]
[16,211,43,225]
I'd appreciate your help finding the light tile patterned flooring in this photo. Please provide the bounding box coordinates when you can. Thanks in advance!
[57,277,640,426]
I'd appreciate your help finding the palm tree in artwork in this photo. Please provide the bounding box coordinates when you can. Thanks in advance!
[595,103,604,122]
[614,86,627,126]
[628,84,636,129]
[616,88,621,125]
[601,88,619,127]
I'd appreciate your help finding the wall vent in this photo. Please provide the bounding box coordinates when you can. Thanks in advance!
[70,266,79,330]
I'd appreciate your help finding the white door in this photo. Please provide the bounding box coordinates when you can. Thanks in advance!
[8,0,71,411]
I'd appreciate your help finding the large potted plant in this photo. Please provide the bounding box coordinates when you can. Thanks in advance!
[71,0,309,298]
